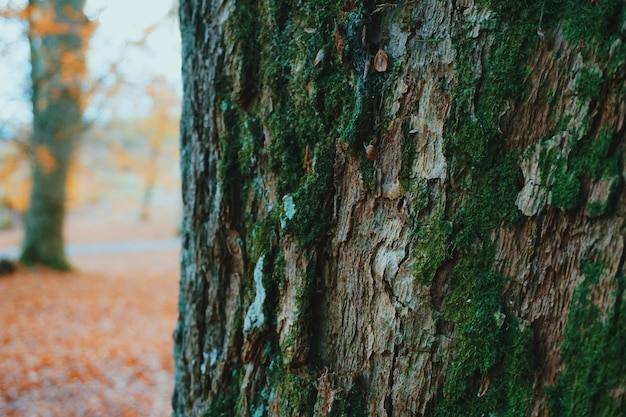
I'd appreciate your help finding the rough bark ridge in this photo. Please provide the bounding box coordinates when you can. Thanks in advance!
[175,1,626,416]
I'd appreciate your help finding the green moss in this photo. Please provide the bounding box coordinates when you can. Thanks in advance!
[587,201,606,217]
[435,246,535,417]
[204,369,242,417]
[428,1,622,404]
[214,2,393,412]
[414,210,452,284]
[426,1,544,414]
[545,127,620,211]
[559,0,624,58]
[547,261,626,416]
[551,168,582,211]
[358,157,376,191]
[227,0,261,108]
[575,67,604,102]
[587,175,620,217]
[260,0,387,246]
[238,116,264,178]
[585,127,619,181]
[445,249,504,375]
[436,319,534,417]
[280,142,335,249]
[267,358,317,415]
[485,0,624,59]
[218,100,245,210]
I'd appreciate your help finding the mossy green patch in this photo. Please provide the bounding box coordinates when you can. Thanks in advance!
[419,3,625,414]
[547,260,626,416]
[487,0,625,59]
[436,317,534,417]
[203,369,242,417]
[218,100,245,211]
[287,142,335,249]
[238,116,264,178]
[214,1,392,413]
[227,0,261,108]
[433,0,624,403]
[586,174,620,217]
[414,209,452,285]
[575,67,604,102]
[435,245,535,417]
[261,0,386,245]
[423,1,546,414]
[541,127,621,212]
[559,0,624,58]
[551,163,582,211]
[267,357,317,415]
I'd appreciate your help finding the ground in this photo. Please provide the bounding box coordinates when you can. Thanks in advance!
[0,204,180,417]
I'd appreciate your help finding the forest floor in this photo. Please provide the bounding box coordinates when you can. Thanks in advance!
[0,204,181,417]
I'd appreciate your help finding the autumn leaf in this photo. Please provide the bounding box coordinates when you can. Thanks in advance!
[35,145,57,174]
[0,4,31,20]
[60,50,86,83]
[29,5,71,37]
[0,155,21,181]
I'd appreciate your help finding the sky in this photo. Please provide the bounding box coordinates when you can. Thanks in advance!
[0,0,181,131]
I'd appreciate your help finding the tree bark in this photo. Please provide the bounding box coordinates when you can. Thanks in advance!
[21,0,90,270]
[175,1,626,416]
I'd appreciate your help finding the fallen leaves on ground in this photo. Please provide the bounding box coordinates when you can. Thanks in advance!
[0,208,179,417]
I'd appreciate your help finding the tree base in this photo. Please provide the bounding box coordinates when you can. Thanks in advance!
[20,247,72,272]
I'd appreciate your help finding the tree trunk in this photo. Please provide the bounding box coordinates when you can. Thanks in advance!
[174,1,626,416]
[21,0,90,270]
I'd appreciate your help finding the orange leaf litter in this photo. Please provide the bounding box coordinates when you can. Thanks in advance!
[0,209,180,417]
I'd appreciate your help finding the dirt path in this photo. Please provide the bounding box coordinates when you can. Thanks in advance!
[0,206,180,417]
[0,238,180,259]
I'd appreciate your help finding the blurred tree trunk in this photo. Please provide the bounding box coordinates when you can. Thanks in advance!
[174,1,626,416]
[20,0,91,270]
[140,145,160,221]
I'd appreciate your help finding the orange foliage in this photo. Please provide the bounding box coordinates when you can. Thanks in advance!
[0,213,179,416]
[35,145,57,175]
[65,156,87,209]
[78,20,97,43]
[0,156,21,182]
[0,4,30,20]
[29,4,71,38]
[0,149,31,212]
[59,50,86,83]
[109,142,136,171]
[7,180,31,212]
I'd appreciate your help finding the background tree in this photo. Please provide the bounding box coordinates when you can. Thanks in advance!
[138,75,181,220]
[20,0,91,269]
[174,1,626,416]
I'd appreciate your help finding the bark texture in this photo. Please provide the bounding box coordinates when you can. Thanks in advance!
[21,0,90,270]
[175,1,626,416]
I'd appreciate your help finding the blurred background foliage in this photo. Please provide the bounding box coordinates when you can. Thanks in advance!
[0,0,181,230]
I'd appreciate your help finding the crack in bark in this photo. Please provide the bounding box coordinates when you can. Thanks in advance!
[384,344,399,416]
